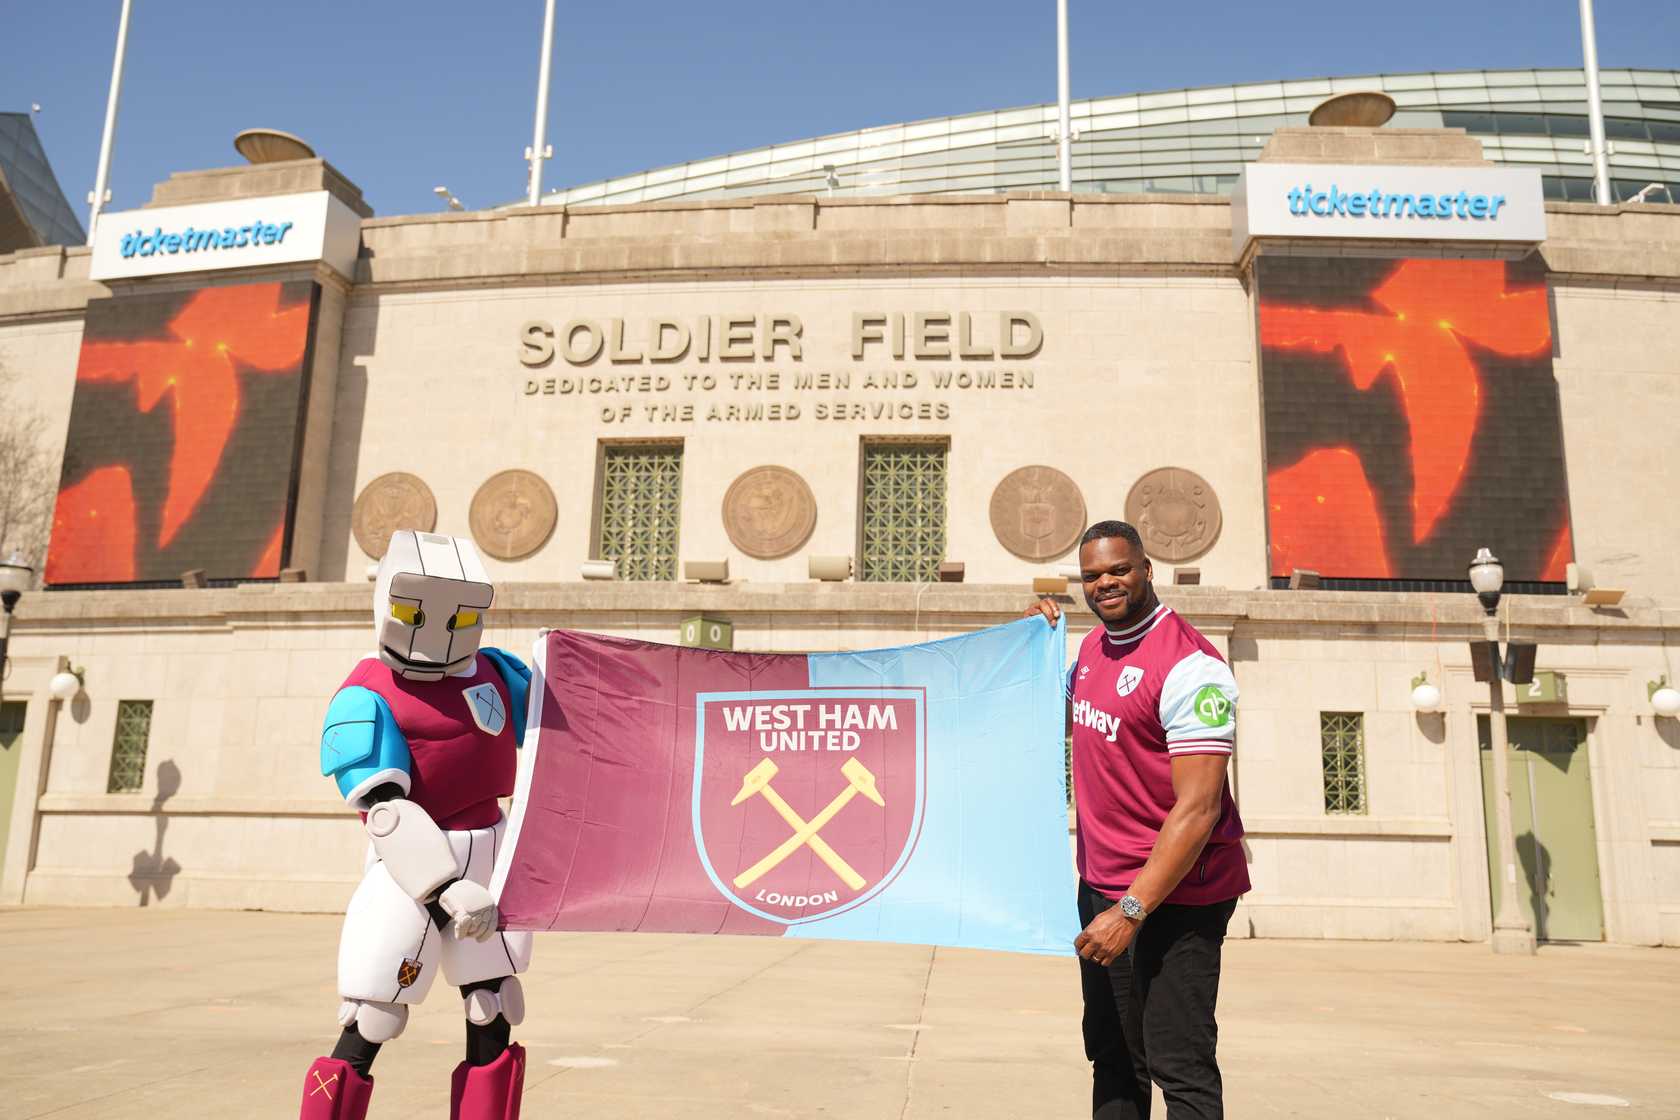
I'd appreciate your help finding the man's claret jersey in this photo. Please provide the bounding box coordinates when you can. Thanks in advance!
[1066,603,1250,905]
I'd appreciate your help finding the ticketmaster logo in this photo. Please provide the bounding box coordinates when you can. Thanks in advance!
[119,219,295,259]
[1287,184,1509,221]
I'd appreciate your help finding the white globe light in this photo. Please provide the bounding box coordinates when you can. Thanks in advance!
[1410,682,1442,712]
[1653,687,1680,719]
[48,671,81,702]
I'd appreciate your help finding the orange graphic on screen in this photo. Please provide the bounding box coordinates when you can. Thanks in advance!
[69,284,309,548]
[46,281,315,585]
[1267,448,1393,578]
[1260,259,1550,544]
[1259,258,1569,582]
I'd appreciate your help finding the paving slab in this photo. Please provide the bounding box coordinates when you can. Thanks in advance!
[1,908,1675,1118]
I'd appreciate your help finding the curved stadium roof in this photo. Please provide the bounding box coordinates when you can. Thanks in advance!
[533,69,1680,209]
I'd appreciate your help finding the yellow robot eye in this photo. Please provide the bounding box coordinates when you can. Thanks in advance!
[389,602,424,626]
[447,610,479,631]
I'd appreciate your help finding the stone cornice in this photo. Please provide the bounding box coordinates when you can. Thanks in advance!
[9,582,1676,639]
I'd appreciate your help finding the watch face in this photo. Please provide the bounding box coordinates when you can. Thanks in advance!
[1120,896,1144,919]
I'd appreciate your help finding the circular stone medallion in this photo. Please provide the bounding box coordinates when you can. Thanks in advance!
[352,472,438,559]
[989,466,1086,561]
[723,466,817,560]
[1125,467,1222,563]
[469,470,558,561]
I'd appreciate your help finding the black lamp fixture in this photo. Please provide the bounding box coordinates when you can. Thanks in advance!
[1468,546,1504,616]
[0,549,35,680]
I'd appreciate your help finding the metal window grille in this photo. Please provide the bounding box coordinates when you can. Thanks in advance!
[860,443,947,582]
[598,444,683,581]
[107,700,153,794]
[1319,711,1367,814]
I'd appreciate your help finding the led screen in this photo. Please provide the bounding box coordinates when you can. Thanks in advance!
[1257,257,1570,582]
[46,280,319,584]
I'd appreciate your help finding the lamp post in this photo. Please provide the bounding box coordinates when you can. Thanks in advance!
[1468,547,1537,955]
[0,550,33,681]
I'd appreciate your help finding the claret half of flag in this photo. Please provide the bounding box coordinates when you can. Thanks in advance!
[489,617,1077,955]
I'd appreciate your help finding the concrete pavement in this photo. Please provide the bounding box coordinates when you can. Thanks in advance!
[2,908,1675,1118]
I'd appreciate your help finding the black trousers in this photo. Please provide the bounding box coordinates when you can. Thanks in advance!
[1078,880,1236,1120]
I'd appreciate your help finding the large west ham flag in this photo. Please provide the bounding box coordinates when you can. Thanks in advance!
[490,618,1076,955]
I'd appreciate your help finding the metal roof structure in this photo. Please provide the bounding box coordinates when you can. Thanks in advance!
[531,68,1680,209]
[0,112,85,250]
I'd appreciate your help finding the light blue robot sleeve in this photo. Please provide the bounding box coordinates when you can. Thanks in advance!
[320,686,413,808]
[479,647,532,748]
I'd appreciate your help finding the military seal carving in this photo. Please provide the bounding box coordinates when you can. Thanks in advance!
[989,466,1086,561]
[351,472,437,559]
[1125,467,1221,562]
[723,466,817,560]
[469,470,557,561]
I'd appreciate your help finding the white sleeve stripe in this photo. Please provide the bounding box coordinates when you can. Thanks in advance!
[1167,737,1235,748]
[1168,744,1233,756]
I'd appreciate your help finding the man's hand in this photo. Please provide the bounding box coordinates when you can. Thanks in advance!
[1023,597,1061,626]
[1075,904,1139,967]
[439,879,498,942]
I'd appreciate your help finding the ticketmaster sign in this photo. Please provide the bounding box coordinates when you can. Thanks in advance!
[1232,163,1546,254]
[90,191,362,281]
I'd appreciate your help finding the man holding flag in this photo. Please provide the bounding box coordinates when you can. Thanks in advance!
[1026,520,1247,1120]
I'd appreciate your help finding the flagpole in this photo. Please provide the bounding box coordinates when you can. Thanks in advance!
[526,0,558,206]
[1056,0,1071,192]
[1578,0,1612,205]
[87,0,133,244]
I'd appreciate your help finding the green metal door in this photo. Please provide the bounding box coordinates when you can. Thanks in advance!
[0,702,25,873]
[1478,716,1604,942]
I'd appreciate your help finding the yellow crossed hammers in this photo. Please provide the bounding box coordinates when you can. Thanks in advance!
[732,756,884,891]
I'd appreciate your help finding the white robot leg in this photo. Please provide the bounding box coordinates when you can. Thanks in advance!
[337,998,410,1043]
[338,856,442,1005]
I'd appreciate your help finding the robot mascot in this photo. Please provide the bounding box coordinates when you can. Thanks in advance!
[299,530,533,1120]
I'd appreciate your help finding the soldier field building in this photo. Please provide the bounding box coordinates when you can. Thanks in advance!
[1,69,1678,947]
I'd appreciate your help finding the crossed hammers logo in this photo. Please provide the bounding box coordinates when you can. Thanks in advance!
[729,757,885,891]
[309,1070,339,1100]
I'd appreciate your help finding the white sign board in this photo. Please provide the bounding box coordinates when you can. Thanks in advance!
[89,191,362,281]
[1232,163,1547,255]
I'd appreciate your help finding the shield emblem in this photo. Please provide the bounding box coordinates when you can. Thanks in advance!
[396,957,422,988]
[463,682,507,736]
[691,687,926,925]
[1020,502,1054,542]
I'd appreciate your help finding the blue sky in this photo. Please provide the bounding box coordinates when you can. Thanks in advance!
[7,1,1677,223]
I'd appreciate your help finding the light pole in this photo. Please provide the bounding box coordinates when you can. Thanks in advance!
[1577,0,1613,206]
[525,0,558,206]
[1055,0,1071,192]
[0,550,33,681]
[87,0,134,244]
[1468,547,1537,955]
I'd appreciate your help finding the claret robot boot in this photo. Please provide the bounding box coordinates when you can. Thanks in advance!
[449,1043,526,1120]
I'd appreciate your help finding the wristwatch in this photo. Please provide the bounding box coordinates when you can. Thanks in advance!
[1119,895,1148,922]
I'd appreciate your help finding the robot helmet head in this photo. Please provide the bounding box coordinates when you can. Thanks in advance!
[373,531,493,681]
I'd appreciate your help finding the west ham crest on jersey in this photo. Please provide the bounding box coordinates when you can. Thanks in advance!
[463,682,508,735]
[691,688,926,924]
[1115,665,1145,697]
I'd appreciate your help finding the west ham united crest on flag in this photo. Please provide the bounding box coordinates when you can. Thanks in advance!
[490,620,1077,954]
[693,688,924,923]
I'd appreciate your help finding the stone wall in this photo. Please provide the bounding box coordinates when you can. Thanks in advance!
[3,582,1676,945]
